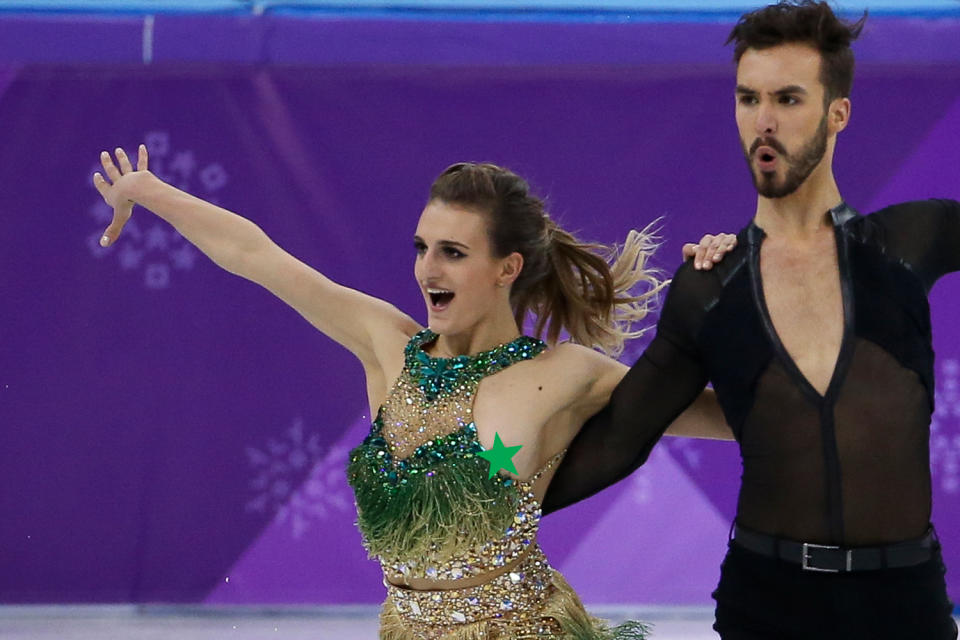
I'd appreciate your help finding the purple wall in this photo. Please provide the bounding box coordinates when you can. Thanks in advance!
[1,16,959,605]
[2,13,960,65]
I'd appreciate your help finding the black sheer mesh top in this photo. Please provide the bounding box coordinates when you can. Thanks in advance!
[544,199,960,546]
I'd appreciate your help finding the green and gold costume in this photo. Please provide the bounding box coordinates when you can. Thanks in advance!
[348,329,647,640]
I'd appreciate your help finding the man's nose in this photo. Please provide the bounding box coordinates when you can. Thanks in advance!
[756,102,777,135]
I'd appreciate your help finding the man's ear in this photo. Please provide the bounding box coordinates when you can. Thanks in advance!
[829,96,851,134]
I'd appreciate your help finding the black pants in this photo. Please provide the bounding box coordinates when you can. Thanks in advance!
[712,540,958,640]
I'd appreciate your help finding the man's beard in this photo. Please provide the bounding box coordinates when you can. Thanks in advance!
[743,114,828,199]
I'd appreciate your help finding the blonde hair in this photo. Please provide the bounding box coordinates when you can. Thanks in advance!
[429,163,666,357]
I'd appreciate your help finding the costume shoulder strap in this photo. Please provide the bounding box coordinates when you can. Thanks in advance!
[529,449,567,484]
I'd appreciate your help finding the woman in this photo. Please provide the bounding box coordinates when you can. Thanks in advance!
[94,145,735,639]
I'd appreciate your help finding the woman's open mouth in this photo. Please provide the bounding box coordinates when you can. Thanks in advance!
[427,288,455,311]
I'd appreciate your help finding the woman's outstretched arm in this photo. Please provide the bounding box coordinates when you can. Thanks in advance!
[93,145,419,370]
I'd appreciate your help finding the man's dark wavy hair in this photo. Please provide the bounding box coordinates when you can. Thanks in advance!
[727,1,867,103]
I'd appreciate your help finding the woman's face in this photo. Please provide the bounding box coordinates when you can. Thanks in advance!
[413,200,510,337]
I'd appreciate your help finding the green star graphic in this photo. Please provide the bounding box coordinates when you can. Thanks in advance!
[477,432,523,479]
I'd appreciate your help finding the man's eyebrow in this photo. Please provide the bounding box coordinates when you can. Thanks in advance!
[735,85,809,96]
[774,85,808,95]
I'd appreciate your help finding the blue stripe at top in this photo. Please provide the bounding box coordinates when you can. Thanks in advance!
[1,1,960,20]
[259,7,960,22]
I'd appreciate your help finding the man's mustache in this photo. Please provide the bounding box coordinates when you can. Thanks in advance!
[749,137,788,156]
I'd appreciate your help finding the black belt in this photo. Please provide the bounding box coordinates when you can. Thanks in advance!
[732,524,935,573]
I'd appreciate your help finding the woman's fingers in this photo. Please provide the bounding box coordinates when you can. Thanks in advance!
[92,171,111,198]
[93,146,142,248]
[100,146,141,179]
[115,147,134,174]
[683,236,714,269]
[695,234,715,269]
[684,233,743,270]
[100,150,122,182]
[713,233,737,260]
[100,204,133,247]
[704,235,724,267]
[689,233,738,270]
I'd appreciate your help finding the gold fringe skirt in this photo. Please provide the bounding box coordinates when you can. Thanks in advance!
[379,546,647,640]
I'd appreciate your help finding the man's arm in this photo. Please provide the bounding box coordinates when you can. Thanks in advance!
[542,262,713,514]
[871,199,960,287]
[921,199,960,281]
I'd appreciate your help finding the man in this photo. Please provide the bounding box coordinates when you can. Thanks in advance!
[542,2,959,638]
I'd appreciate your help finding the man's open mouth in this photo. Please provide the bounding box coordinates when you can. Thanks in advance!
[756,146,779,171]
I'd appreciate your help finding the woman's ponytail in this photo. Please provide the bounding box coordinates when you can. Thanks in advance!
[430,163,666,356]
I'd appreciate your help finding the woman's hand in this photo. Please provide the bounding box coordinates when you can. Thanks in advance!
[93,144,150,247]
[681,232,738,270]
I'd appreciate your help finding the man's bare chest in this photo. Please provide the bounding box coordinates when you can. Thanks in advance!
[759,241,845,395]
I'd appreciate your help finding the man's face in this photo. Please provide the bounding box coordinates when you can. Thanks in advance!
[735,42,832,199]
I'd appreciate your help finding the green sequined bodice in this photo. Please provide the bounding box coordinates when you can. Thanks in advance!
[347,329,547,582]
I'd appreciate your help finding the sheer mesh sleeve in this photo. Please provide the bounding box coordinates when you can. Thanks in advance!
[542,261,718,515]
[869,199,960,288]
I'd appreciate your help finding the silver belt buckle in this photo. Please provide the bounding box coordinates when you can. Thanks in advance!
[801,542,852,572]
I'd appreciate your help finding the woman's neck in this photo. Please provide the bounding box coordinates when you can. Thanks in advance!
[431,317,523,358]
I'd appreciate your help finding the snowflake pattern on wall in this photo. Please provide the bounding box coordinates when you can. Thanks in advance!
[932,358,960,495]
[86,131,229,290]
[665,437,703,471]
[629,448,660,505]
[245,417,352,539]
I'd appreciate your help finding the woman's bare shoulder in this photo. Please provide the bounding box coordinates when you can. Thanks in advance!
[530,341,627,383]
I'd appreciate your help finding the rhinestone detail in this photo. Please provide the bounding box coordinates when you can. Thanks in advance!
[349,329,550,582]
[385,545,561,635]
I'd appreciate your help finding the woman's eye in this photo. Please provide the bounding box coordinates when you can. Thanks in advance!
[443,247,464,258]
[413,242,426,255]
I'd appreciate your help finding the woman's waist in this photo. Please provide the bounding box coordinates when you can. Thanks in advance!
[383,545,555,626]
[384,541,543,590]
[377,510,542,582]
